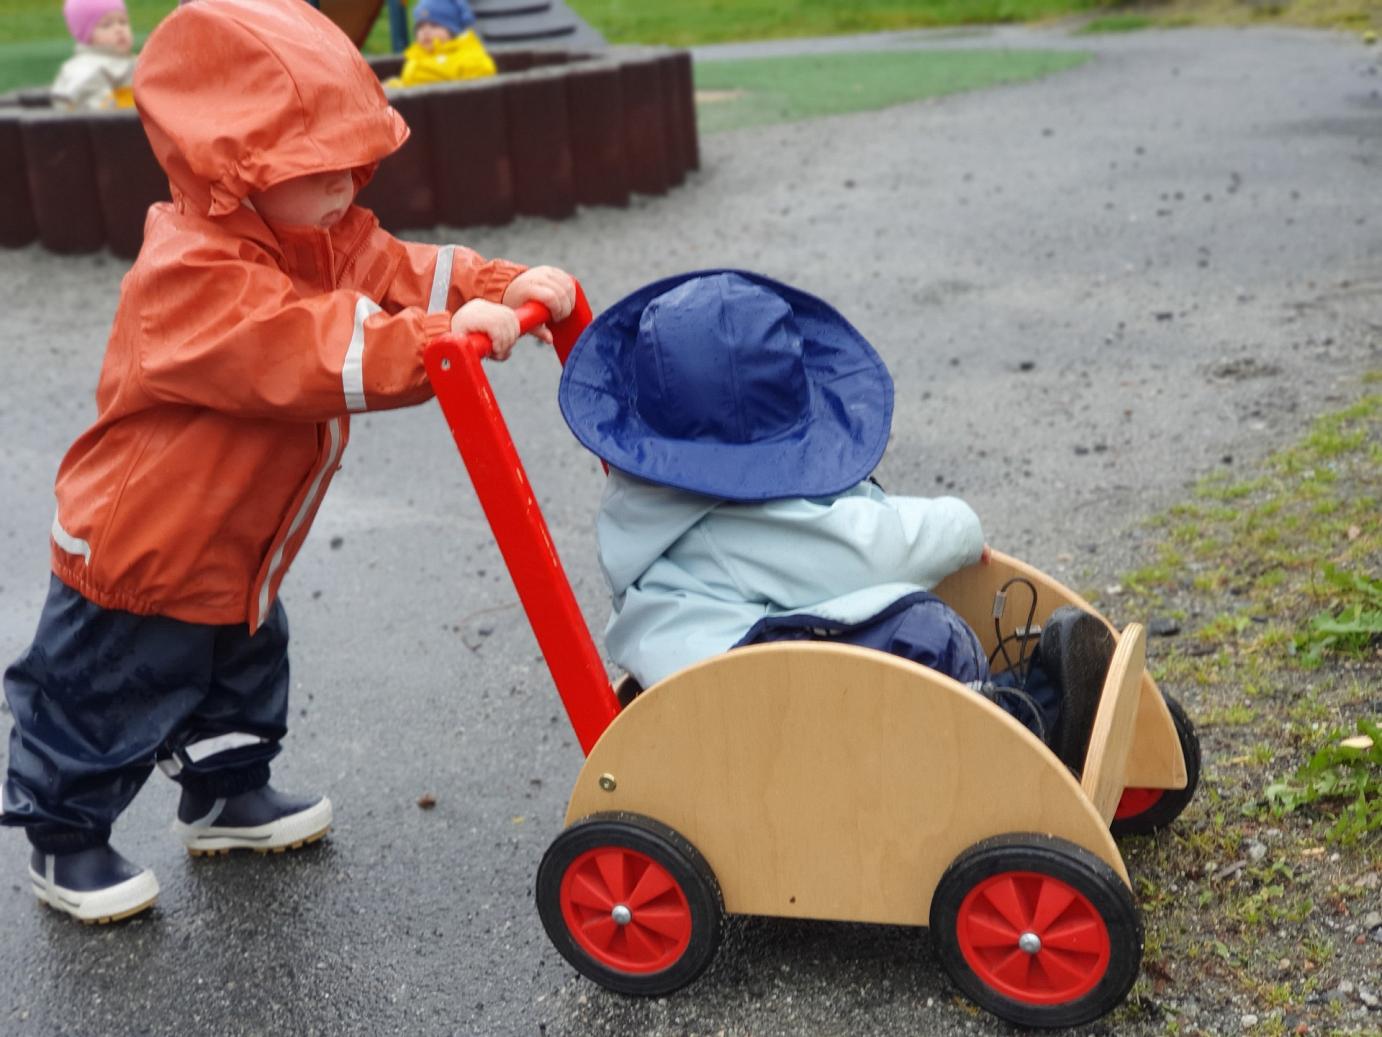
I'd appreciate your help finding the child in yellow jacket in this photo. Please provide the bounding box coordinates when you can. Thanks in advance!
[395,0,496,86]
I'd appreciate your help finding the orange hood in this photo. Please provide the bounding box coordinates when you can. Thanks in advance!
[134,0,409,218]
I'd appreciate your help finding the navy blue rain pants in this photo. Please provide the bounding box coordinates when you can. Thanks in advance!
[736,591,1062,738]
[2,576,289,853]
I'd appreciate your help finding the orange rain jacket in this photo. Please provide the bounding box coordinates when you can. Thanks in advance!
[49,0,525,632]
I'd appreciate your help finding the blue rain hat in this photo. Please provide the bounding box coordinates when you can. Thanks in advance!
[412,0,475,36]
[558,270,894,502]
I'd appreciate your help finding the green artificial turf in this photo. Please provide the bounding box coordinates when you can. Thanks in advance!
[566,0,1109,45]
[693,48,1091,134]
[1,0,1107,91]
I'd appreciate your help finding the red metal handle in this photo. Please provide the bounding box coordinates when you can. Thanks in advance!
[424,281,618,755]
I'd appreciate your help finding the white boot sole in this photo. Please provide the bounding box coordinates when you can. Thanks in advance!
[29,866,159,924]
[175,797,333,856]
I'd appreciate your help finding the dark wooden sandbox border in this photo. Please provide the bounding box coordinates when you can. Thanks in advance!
[0,47,698,258]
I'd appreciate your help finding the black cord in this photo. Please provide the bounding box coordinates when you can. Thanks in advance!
[986,686,1048,744]
[988,576,1040,687]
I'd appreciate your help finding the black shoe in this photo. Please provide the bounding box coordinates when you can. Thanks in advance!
[1039,606,1116,771]
[175,784,332,857]
[28,844,159,923]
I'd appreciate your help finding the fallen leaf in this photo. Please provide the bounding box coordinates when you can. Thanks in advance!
[417,793,437,809]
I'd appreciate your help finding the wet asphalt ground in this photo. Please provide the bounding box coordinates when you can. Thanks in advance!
[0,25,1379,1037]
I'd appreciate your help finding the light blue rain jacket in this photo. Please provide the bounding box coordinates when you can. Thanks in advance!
[597,469,986,688]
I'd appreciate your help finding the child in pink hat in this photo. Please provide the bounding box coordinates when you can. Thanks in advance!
[52,0,136,111]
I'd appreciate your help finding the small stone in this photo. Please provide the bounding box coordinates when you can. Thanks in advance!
[416,793,437,809]
[1149,618,1181,637]
[1362,911,1381,929]
[1242,1014,1259,1029]
[1018,360,1035,371]
[1359,988,1379,1008]
[1247,840,1268,862]
[1105,584,1123,596]
[329,535,344,549]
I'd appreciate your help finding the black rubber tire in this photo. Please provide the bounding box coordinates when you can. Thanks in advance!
[1111,692,1201,837]
[930,833,1144,1029]
[536,812,723,996]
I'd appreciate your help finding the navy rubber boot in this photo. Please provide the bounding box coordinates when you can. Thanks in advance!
[1039,606,1116,772]
[175,784,332,857]
[28,845,159,923]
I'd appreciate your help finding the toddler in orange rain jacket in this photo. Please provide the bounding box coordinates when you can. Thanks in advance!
[0,0,574,924]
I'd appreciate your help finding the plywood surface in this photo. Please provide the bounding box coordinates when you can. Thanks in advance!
[934,551,1186,791]
[1080,623,1147,822]
[566,642,1129,927]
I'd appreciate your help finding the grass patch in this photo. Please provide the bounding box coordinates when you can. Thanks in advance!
[1265,720,1381,845]
[0,39,79,94]
[5,0,1378,92]
[566,0,1109,46]
[1077,13,1162,31]
[1296,565,1382,667]
[1094,385,1380,1025]
[694,48,1090,133]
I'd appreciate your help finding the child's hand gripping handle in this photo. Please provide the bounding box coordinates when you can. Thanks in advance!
[424,280,617,756]
[459,288,594,364]
[460,300,548,359]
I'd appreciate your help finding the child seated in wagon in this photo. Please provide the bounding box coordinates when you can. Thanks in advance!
[557,270,1115,769]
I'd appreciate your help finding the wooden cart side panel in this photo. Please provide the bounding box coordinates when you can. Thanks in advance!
[933,551,1187,791]
[564,642,1129,928]
[1123,672,1188,790]
[1080,624,1147,823]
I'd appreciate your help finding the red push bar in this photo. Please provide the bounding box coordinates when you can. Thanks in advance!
[423,282,620,755]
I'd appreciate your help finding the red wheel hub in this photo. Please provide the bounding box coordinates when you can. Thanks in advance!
[559,846,693,973]
[955,870,1111,1005]
[1115,787,1165,820]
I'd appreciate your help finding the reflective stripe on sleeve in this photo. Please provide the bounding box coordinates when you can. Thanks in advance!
[428,244,456,312]
[342,295,382,413]
[257,417,345,625]
[51,510,90,563]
